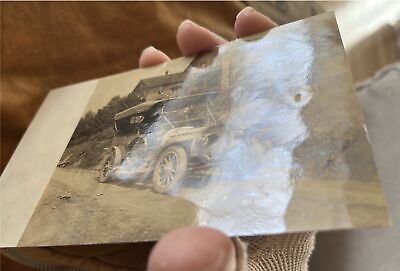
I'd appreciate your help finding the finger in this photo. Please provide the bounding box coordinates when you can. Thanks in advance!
[234,6,277,38]
[147,226,236,271]
[139,46,171,68]
[176,20,227,56]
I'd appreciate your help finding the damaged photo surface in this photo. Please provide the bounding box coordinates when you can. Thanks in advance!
[19,13,389,246]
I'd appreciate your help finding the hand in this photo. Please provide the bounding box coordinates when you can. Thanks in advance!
[139,6,276,67]
[140,7,276,271]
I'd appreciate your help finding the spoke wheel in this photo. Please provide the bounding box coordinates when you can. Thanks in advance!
[99,150,116,183]
[153,145,187,193]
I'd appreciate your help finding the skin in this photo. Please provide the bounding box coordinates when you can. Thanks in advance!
[143,7,277,271]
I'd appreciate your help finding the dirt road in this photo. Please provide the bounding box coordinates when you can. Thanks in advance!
[19,168,389,247]
[19,168,197,246]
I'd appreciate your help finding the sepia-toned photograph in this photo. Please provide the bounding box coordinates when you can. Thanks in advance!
[18,13,389,247]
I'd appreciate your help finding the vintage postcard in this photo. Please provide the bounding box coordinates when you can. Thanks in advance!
[1,13,389,247]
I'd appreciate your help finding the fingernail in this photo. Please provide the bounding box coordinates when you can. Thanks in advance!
[178,19,226,44]
[179,19,198,29]
[236,6,256,19]
[141,46,157,54]
[205,243,236,271]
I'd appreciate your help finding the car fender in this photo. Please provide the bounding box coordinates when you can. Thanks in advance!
[111,146,124,166]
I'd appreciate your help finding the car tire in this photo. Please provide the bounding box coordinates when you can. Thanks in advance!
[152,145,187,194]
[98,148,120,183]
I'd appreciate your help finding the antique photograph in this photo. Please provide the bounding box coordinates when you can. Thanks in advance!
[18,13,389,247]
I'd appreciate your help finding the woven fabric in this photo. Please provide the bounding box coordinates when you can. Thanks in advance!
[235,233,316,271]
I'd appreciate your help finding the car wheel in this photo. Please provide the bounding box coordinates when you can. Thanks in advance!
[152,145,187,194]
[98,150,116,183]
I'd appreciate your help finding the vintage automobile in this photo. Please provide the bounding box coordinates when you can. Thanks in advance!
[99,92,221,194]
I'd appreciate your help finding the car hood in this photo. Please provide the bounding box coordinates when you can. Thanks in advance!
[163,126,211,138]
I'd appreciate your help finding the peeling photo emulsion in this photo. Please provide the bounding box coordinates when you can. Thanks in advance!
[161,20,313,234]
[18,13,389,247]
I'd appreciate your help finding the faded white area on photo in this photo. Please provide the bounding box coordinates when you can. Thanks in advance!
[113,18,314,234]
[176,19,314,234]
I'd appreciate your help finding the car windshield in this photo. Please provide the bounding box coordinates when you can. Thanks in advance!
[114,102,163,135]
[113,92,218,135]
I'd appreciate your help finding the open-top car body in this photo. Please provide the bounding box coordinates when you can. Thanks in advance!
[99,92,221,193]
